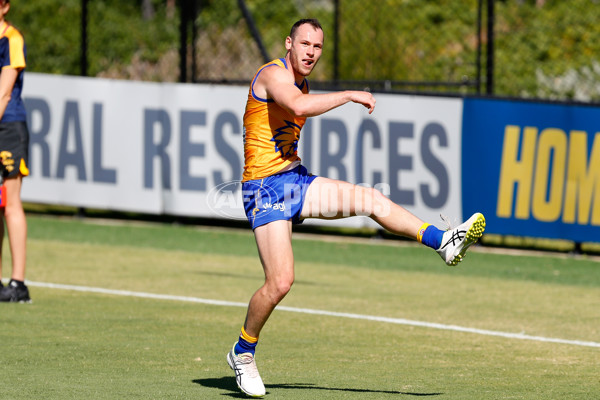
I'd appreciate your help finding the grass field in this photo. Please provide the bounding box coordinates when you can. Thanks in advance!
[1,215,599,399]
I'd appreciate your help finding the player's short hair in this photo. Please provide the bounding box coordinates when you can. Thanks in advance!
[290,18,323,39]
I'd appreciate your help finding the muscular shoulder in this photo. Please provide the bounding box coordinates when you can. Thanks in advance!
[254,62,294,100]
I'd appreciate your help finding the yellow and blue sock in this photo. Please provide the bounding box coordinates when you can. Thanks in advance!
[417,223,443,250]
[234,326,258,356]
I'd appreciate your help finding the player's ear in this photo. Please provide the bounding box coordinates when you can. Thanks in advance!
[285,36,292,51]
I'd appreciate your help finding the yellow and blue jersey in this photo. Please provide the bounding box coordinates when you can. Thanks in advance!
[242,58,309,182]
[0,22,27,123]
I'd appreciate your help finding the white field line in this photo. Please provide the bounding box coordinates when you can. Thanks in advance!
[25,280,600,349]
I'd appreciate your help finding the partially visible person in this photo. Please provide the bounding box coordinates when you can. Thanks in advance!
[0,0,31,303]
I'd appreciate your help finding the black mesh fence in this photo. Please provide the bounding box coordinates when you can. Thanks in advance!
[192,0,485,94]
[8,0,600,102]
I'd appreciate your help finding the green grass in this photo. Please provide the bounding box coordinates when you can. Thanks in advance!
[1,215,599,399]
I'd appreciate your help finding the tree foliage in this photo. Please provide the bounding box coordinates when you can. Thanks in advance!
[9,0,178,78]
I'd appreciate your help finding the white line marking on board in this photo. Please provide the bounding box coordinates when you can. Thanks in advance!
[25,280,600,349]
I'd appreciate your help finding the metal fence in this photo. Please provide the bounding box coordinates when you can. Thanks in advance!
[187,0,488,95]
[10,0,600,102]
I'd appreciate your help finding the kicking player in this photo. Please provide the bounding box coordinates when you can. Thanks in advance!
[226,18,485,397]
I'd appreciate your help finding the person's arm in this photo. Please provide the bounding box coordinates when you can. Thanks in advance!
[0,66,19,120]
[259,66,376,117]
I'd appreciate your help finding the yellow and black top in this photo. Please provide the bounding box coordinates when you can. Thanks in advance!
[0,21,26,123]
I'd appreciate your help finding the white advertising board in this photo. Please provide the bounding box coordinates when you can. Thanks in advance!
[22,73,463,229]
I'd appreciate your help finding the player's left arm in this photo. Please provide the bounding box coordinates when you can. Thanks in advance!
[268,75,375,117]
[0,65,19,120]
[258,62,375,117]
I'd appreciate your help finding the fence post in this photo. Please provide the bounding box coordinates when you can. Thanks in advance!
[333,0,340,86]
[191,0,199,82]
[178,0,188,82]
[80,0,88,77]
[238,0,270,64]
[476,0,483,94]
[486,0,495,95]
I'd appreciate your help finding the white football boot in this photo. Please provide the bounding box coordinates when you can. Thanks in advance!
[436,212,486,266]
[227,343,266,397]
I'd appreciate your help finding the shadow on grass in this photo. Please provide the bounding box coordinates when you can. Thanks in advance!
[193,377,443,397]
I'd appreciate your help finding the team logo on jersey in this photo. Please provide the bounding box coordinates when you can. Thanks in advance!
[272,120,300,157]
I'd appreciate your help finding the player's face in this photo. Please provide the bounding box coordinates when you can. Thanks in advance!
[286,24,323,77]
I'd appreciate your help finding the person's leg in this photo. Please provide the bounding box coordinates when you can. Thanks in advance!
[0,174,31,302]
[0,211,4,281]
[301,177,424,238]
[244,219,294,338]
[301,177,485,265]
[227,219,293,397]
[3,175,26,282]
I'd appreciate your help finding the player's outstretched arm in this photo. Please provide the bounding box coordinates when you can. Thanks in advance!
[259,67,376,117]
[346,90,376,114]
[280,90,375,117]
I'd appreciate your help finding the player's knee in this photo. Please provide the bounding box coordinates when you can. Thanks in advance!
[3,201,24,219]
[275,277,294,300]
[356,186,388,217]
[267,276,294,303]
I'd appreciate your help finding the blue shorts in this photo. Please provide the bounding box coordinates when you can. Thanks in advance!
[242,165,318,229]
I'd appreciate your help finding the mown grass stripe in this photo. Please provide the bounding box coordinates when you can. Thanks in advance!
[24,280,600,349]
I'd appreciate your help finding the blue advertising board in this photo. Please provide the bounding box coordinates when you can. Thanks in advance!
[462,98,600,243]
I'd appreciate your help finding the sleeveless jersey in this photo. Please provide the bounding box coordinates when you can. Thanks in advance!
[0,22,27,123]
[242,58,309,182]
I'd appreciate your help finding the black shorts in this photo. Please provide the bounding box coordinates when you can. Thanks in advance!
[0,121,30,179]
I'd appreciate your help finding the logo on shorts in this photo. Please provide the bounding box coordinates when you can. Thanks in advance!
[0,151,15,173]
[206,180,280,220]
[207,180,246,220]
[262,202,286,212]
